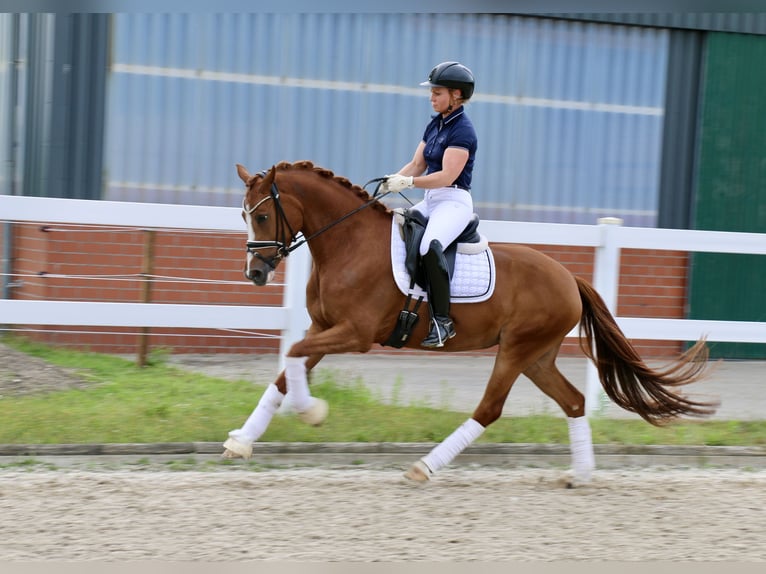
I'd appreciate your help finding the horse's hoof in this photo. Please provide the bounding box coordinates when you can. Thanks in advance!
[561,470,591,489]
[221,437,253,460]
[403,460,432,482]
[297,397,329,426]
[221,448,240,459]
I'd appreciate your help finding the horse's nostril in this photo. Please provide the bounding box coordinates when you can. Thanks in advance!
[244,269,259,282]
[245,268,267,285]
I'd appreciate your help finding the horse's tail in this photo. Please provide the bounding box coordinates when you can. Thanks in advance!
[575,275,719,426]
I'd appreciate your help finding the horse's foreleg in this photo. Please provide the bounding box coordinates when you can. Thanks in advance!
[281,321,372,424]
[222,323,366,459]
[222,383,286,459]
[222,352,327,460]
[281,355,329,426]
[287,321,373,357]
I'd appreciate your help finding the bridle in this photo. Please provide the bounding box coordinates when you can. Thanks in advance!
[243,173,298,271]
[243,171,392,271]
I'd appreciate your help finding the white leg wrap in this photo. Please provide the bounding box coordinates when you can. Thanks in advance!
[284,356,312,412]
[567,416,595,483]
[229,384,285,444]
[421,418,485,474]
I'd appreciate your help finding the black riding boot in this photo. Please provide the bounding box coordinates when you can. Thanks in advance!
[421,239,456,348]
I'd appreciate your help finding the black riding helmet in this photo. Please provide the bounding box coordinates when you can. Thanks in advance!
[420,61,475,100]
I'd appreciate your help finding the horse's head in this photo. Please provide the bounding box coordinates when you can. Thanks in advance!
[237,160,391,286]
[237,163,301,286]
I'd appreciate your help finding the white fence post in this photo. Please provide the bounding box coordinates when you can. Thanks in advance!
[585,217,623,416]
[278,243,312,372]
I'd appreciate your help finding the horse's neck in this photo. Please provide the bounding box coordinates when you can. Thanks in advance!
[299,187,391,264]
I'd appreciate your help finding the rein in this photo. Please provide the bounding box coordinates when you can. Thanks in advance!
[286,177,391,254]
[244,174,392,265]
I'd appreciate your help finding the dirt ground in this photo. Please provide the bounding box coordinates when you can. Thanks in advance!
[0,465,765,562]
[0,342,89,397]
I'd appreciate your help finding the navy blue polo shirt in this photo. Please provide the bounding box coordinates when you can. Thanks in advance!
[421,105,477,191]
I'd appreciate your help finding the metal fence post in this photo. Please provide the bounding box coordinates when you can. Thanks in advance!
[586,217,623,416]
[136,229,156,367]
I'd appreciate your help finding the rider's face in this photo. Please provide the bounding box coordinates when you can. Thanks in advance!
[429,87,460,116]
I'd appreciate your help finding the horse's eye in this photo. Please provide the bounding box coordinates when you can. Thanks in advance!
[256,214,269,224]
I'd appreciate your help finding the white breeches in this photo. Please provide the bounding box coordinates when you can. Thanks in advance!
[410,187,474,256]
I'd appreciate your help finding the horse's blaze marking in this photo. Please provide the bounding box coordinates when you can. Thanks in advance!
[243,194,276,279]
[244,208,256,275]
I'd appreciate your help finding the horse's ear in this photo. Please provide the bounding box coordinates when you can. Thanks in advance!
[261,165,277,187]
[236,164,251,184]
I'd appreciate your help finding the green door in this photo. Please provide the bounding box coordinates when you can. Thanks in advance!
[688,32,766,358]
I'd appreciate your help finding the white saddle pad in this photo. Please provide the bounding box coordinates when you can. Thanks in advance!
[389,217,496,303]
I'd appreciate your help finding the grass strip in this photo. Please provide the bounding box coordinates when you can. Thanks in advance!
[2,336,765,447]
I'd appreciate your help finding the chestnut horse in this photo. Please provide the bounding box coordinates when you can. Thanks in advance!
[222,160,718,484]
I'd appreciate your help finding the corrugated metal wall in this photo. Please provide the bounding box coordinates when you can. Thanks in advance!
[0,14,13,302]
[554,13,766,35]
[657,29,704,230]
[0,14,107,201]
[0,14,14,194]
[20,14,108,200]
[105,13,669,226]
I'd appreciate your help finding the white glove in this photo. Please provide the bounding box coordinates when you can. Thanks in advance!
[383,174,415,193]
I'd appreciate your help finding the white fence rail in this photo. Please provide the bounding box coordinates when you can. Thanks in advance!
[2,195,765,414]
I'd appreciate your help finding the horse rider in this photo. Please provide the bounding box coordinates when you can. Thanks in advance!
[382,61,478,348]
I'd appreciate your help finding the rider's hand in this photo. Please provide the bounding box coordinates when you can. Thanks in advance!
[383,174,415,193]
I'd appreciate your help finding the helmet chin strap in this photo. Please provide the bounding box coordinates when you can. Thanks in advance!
[446,92,462,113]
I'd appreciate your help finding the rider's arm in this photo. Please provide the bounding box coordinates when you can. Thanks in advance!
[396,141,427,178]
[412,147,468,189]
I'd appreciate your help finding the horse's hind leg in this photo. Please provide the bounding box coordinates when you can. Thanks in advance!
[523,347,595,485]
[404,344,526,482]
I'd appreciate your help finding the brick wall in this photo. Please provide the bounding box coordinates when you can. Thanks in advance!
[515,245,688,358]
[5,222,283,354]
[3,222,689,358]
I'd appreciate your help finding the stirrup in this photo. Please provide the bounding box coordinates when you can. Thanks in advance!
[421,316,456,348]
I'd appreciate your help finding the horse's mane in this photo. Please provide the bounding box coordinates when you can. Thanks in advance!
[271,160,391,215]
